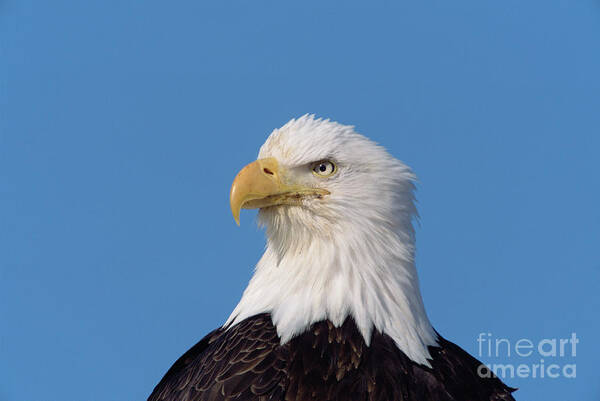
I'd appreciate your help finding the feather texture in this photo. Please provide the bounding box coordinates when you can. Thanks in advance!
[148,314,516,401]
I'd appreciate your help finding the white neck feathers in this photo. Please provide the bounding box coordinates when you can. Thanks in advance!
[225,214,438,366]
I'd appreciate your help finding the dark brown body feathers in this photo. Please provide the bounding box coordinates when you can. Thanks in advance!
[148,314,515,401]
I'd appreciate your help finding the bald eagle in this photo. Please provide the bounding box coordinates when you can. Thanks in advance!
[148,115,516,401]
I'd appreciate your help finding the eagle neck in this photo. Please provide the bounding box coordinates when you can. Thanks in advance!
[225,219,438,366]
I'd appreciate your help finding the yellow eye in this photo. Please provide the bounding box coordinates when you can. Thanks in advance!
[312,160,336,177]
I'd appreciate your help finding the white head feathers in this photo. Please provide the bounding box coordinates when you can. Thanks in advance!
[226,115,437,366]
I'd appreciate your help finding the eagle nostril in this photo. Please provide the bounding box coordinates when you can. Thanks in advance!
[263,168,274,176]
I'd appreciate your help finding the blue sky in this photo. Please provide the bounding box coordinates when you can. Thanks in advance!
[1,1,599,400]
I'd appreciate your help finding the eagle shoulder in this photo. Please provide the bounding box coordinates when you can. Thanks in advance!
[148,313,285,401]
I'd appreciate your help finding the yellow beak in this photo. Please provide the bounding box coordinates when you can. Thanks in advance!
[230,158,329,225]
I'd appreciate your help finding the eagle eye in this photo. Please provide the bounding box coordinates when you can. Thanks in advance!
[311,160,336,177]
